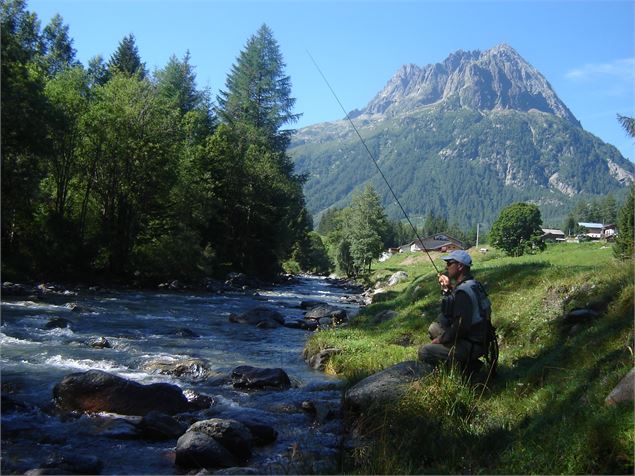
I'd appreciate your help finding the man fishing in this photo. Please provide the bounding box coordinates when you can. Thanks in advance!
[418,250,493,372]
[309,53,497,374]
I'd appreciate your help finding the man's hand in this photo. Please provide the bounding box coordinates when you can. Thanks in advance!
[438,273,451,293]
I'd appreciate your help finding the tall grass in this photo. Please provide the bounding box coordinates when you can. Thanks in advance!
[306,242,634,474]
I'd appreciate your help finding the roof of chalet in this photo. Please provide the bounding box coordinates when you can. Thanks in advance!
[541,228,565,235]
[578,222,604,228]
[403,233,466,250]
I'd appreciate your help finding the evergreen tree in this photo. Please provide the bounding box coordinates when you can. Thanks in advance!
[423,211,448,236]
[212,24,307,276]
[317,207,341,235]
[617,114,635,137]
[613,185,634,259]
[217,23,300,152]
[601,194,618,224]
[155,51,204,115]
[108,34,146,78]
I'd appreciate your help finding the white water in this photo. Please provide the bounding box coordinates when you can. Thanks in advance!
[1,276,359,474]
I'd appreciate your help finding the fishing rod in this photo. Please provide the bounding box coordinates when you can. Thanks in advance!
[307,51,442,276]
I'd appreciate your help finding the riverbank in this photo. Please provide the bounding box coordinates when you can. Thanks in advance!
[303,242,634,474]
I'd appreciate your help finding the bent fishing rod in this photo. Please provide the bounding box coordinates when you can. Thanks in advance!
[307,51,442,276]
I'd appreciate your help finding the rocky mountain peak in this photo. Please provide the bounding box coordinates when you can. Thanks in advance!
[351,44,579,125]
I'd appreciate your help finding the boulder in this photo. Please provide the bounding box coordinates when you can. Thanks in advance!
[239,420,277,446]
[605,367,635,405]
[31,453,103,475]
[43,317,72,330]
[231,366,291,390]
[564,308,600,324]
[137,411,187,440]
[300,299,327,309]
[229,307,284,328]
[370,289,390,304]
[53,369,190,415]
[306,348,342,371]
[89,337,111,349]
[344,360,433,410]
[188,418,252,460]
[169,327,199,338]
[387,271,408,286]
[175,431,237,469]
[143,358,209,381]
[64,303,91,313]
[374,310,398,324]
[304,305,345,321]
[283,319,318,331]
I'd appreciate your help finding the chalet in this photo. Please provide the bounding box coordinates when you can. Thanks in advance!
[601,224,617,240]
[578,222,604,240]
[540,228,566,242]
[399,233,465,253]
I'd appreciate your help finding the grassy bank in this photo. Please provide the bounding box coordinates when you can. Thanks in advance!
[305,242,634,474]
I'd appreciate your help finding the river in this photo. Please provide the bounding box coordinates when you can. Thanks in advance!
[1,276,360,474]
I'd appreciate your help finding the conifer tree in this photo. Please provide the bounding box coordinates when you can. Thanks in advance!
[217,23,299,152]
[155,51,203,115]
[108,34,146,78]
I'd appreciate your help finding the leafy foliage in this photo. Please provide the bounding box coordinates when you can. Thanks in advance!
[0,5,311,281]
[323,185,390,276]
[490,202,545,256]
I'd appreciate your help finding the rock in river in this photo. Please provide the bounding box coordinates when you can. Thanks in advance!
[229,307,284,328]
[231,365,291,390]
[53,369,190,415]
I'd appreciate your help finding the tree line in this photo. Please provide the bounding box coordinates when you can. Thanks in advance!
[2,0,310,282]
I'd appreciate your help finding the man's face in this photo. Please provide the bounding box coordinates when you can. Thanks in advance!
[445,260,462,279]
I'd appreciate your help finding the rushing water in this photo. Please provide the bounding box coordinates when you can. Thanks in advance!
[1,277,360,475]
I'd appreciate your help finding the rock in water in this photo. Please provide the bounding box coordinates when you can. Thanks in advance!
[175,431,237,469]
[187,419,253,460]
[231,366,291,390]
[53,369,190,415]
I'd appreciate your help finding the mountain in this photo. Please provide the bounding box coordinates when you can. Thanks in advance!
[289,44,634,229]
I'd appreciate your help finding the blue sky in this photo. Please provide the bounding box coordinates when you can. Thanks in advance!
[28,0,635,161]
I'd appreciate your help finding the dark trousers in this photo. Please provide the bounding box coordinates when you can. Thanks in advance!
[419,320,484,366]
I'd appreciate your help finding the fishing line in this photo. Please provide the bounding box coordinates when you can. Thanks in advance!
[307,51,441,275]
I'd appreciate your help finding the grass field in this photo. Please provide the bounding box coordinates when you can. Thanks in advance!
[305,242,634,474]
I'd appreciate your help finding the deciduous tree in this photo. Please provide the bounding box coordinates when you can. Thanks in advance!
[490,202,545,256]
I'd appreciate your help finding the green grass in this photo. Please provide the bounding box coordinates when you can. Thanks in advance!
[306,242,634,474]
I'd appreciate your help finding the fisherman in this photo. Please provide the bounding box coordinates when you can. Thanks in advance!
[418,250,492,371]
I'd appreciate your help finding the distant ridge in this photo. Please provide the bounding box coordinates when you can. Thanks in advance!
[348,44,579,124]
[290,44,634,229]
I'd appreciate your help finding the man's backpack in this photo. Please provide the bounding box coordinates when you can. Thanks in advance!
[474,281,499,378]
[458,279,499,378]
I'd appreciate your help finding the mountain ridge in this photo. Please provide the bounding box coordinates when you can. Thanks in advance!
[347,44,579,124]
[290,44,634,229]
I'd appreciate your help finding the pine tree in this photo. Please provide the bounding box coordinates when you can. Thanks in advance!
[155,51,203,115]
[217,23,300,152]
[613,186,634,259]
[108,34,146,78]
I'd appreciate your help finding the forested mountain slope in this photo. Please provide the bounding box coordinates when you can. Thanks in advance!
[290,44,634,228]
